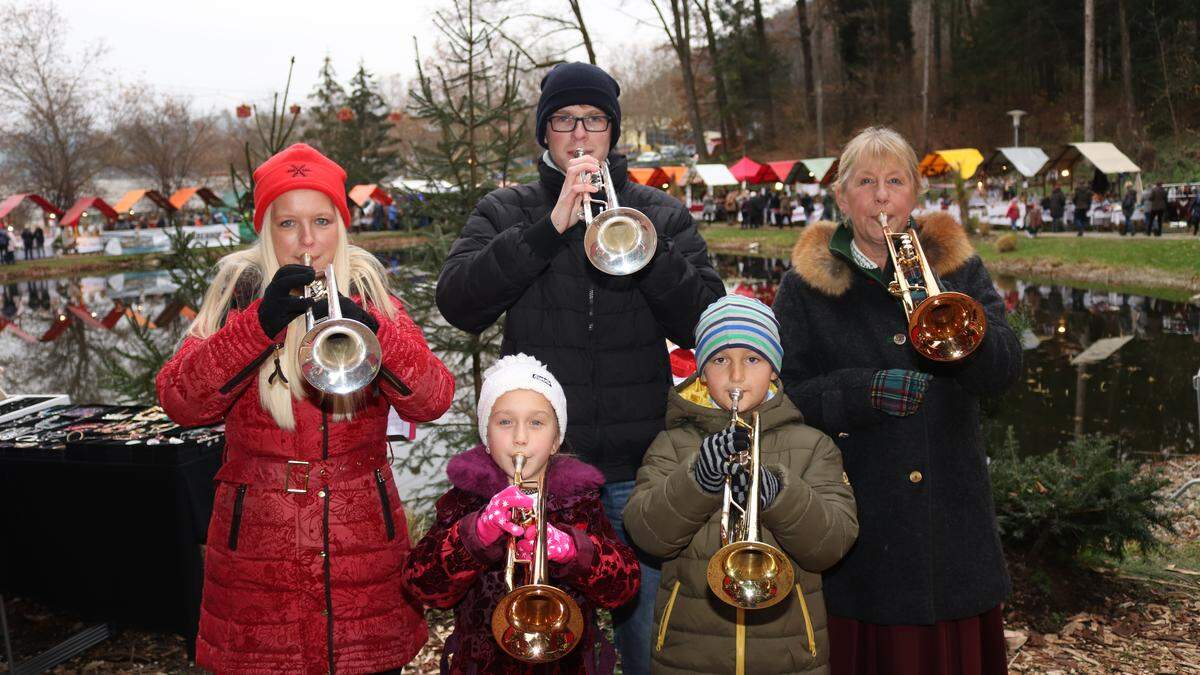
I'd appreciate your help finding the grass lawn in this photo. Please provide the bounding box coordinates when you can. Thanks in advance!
[975,235,1200,278]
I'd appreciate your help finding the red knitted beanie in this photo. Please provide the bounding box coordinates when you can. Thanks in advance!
[252,143,351,233]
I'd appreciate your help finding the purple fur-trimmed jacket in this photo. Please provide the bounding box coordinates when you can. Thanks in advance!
[402,445,640,674]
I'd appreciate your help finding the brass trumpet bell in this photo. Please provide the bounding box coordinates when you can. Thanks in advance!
[908,291,987,361]
[707,539,793,610]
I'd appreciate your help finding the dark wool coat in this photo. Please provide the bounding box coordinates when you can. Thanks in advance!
[435,154,725,483]
[623,378,858,674]
[157,295,454,674]
[772,212,1022,626]
[402,445,640,674]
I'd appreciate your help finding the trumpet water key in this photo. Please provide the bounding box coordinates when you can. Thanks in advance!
[878,211,987,362]
[575,148,658,275]
[491,453,584,663]
[705,388,794,610]
[297,253,382,394]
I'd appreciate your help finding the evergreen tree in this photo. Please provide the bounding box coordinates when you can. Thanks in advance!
[343,63,399,186]
[303,55,349,159]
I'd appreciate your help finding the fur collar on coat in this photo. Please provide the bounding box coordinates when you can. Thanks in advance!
[790,211,974,297]
[446,444,605,500]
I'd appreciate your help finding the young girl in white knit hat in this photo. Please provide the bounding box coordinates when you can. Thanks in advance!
[403,353,640,674]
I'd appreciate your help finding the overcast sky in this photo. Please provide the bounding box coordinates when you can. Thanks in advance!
[56,0,668,113]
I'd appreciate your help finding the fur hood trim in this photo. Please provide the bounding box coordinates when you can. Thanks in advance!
[446,444,605,498]
[789,210,974,297]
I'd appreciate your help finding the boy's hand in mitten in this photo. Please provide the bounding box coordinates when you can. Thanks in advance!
[694,426,751,493]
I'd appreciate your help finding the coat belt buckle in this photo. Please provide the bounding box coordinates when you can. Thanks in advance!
[284,460,311,494]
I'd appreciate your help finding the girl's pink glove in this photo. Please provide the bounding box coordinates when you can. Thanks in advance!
[475,485,533,546]
[516,522,577,564]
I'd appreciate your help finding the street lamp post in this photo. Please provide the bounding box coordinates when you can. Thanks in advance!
[1006,110,1027,147]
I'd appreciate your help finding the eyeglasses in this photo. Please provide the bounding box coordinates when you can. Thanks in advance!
[548,114,611,133]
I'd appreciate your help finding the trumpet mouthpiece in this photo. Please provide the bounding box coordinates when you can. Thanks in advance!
[303,253,312,266]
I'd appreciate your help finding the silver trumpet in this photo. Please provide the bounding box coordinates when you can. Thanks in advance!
[297,253,382,395]
[575,148,657,275]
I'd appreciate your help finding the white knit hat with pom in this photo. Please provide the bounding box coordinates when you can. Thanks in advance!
[477,353,568,447]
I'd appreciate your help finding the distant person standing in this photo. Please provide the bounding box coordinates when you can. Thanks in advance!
[33,226,44,258]
[1187,189,1200,236]
[1048,183,1066,232]
[1120,181,1138,236]
[1072,183,1092,237]
[1147,181,1167,237]
[20,227,32,260]
[1025,195,1043,237]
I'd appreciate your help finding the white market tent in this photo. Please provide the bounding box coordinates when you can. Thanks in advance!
[687,163,739,186]
[798,157,838,184]
[981,147,1049,178]
[390,177,456,193]
[1042,142,1140,179]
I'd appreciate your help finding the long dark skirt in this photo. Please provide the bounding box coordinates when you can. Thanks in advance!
[829,605,1007,675]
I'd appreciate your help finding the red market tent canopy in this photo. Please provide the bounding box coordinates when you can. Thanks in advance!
[627,167,655,185]
[767,160,801,184]
[0,193,64,220]
[169,186,227,210]
[728,156,779,184]
[60,197,118,228]
[348,184,394,207]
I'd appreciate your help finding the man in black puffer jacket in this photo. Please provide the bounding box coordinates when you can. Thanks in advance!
[436,62,725,675]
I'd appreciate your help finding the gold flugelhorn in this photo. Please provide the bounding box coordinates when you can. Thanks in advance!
[706,388,794,610]
[576,148,657,275]
[297,253,382,394]
[878,211,987,361]
[491,453,584,663]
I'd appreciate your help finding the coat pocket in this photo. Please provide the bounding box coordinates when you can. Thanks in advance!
[227,484,248,551]
[655,579,682,652]
[375,469,396,541]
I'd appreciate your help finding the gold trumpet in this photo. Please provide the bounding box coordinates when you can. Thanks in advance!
[491,453,584,663]
[706,388,794,610]
[575,148,657,276]
[879,211,987,362]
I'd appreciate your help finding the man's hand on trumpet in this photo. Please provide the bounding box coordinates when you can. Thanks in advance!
[549,151,601,234]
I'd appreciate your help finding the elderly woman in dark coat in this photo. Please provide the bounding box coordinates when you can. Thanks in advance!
[772,126,1022,675]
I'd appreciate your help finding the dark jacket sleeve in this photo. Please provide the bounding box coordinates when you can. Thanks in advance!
[435,190,566,334]
[760,432,858,572]
[372,296,455,423]
[155,300,278,427]
[549,495,641,609]
[942,257,1022,396]
[773,274,888,435]
[401,489,499,609]
[636,204,726,348]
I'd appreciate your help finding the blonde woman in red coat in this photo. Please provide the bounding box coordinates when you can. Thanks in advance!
[157,144,454,674]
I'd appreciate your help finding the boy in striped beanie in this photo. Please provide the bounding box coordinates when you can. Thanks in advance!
[622,293,857,672]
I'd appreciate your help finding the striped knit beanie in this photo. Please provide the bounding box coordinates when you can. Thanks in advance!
[694,294,783,373]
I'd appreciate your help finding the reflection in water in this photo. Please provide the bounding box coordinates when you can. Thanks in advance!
[714,254,1199,457]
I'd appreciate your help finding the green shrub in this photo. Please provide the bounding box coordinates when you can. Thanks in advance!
[989,430,1172,566]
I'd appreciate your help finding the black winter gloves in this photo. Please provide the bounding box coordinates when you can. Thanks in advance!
[311,293,380,334]
[258,264,315,339]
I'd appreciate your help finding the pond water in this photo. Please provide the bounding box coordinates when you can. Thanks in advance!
[714,254,1199,458]
[0,255,1195,461]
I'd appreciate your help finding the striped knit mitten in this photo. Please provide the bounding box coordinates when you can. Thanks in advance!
[694,426,751,494]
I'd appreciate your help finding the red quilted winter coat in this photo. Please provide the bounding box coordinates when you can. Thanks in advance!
[402,445,640,674]
[157,294,454,674]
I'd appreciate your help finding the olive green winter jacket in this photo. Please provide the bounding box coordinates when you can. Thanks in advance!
[623,376,858,675]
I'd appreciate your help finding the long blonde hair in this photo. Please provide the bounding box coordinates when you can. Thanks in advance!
[188,210,398,429]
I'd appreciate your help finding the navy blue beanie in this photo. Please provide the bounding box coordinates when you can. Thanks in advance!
[535,62,622,151]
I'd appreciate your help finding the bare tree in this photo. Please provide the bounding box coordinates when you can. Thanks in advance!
[1083,0,1094,141]
[112,91,219,196]
[649,0,708,160]
[565,0,597,64]
[1116,0,1136,140]
[795,0,815,125]
[695,0,736,156]
[750,0,776,142]
[0,2,109,207]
